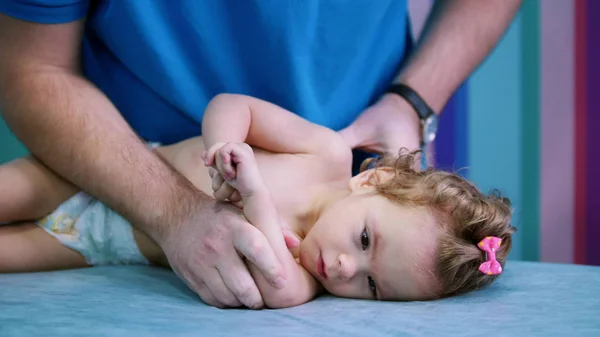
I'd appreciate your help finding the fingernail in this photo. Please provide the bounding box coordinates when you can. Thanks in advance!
[273,276,285,289]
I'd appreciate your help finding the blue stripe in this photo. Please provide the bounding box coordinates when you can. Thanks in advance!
[435,89,458,171]
[468,13,523,260]
[435,82,469,175]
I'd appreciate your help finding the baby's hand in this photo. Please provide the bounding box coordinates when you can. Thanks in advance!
[204,142,265,198]
[207,166,243,208]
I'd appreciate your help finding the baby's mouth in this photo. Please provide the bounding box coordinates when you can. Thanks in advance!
[317,253,328,280]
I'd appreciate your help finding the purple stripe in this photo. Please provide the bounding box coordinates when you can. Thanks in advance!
[454,83,469,176]
[586,0,600,265]
[435,84,469,175]
[540,0,575,263]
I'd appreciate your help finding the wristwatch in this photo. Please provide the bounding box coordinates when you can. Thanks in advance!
[386,83,439,146]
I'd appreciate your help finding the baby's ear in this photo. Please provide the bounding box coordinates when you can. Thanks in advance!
[349,167,394,191]
[349,169,374,190]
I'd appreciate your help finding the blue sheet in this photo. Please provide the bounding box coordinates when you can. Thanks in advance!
[1,261,599,336]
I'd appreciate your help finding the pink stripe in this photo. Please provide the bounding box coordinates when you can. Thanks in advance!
[540,0,575,263]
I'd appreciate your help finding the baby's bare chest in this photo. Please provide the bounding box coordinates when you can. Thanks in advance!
[177,140,345,224]
[253,150,321,209]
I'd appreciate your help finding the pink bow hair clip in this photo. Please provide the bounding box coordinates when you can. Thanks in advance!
[477,236,503,275]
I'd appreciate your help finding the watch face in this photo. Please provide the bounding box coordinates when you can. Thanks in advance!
[423,115,438,144]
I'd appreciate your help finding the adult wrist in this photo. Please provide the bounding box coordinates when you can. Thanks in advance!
[149,179,212,246]
[396,67,448,114]
[386,83,439,146]
[378,92,422,142]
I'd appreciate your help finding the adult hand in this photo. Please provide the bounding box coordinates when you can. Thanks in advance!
[158,200,290,309]
[338,93,421,156]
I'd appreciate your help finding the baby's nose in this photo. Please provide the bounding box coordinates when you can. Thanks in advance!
[336,254,357,281]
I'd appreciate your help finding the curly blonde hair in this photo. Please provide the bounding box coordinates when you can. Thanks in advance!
[360,150,516,298]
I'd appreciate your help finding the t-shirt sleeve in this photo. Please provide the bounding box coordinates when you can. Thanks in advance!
[0,0,90,24]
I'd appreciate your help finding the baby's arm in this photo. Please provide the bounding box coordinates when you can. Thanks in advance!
[201,93,348,157]
[200,94,346,307]
[201,93,350,207]
[243,190,320,308]
[206,142,319,308]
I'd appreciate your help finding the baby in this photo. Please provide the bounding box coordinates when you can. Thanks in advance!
[0,94,515,308]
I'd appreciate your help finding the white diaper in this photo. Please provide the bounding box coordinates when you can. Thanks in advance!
[37,192,149,266]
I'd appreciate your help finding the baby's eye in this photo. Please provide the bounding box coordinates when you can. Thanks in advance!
[360,227,370,250]
[368,276,377,298]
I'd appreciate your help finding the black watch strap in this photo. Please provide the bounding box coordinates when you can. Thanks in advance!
[386,83,435,120]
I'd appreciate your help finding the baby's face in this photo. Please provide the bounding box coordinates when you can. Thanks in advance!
[299,173,441,301]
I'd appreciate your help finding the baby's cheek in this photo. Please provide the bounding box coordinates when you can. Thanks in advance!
[324,282,361,299]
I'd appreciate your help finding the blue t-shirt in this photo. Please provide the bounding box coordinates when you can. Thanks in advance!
[0,0,411,145]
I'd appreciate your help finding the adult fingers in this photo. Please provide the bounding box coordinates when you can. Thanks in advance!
[231,200,244,210]
[196,282,227,309]
[201,267,243,308]
[232,224,286,289]
[171,265,228,308]
[212,171,225,192]
[214,181,236,202]
[209,166,218,179]
[229,190,242,202]
[217,252,265,309]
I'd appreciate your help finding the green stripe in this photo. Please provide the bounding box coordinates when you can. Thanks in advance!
[520,0,541,261]
[0,116,28,164]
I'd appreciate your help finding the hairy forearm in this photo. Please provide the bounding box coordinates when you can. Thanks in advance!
[397,0,522,112]
[243,191,317,308]
[0,69,208,242]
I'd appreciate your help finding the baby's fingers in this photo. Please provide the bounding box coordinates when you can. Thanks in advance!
[217,146,237,181]
[203,142,227,166]
[229,143,254,165]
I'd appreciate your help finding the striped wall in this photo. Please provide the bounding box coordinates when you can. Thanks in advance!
[0,1,597,265]
[424,0,599,265]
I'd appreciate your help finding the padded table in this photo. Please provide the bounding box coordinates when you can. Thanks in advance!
[1,261,599,336]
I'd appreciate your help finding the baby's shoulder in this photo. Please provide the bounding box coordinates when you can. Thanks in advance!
[309,132,353,171]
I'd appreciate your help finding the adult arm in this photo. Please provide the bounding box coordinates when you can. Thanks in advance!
[0,13,285,309]
[339,0,522,154]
